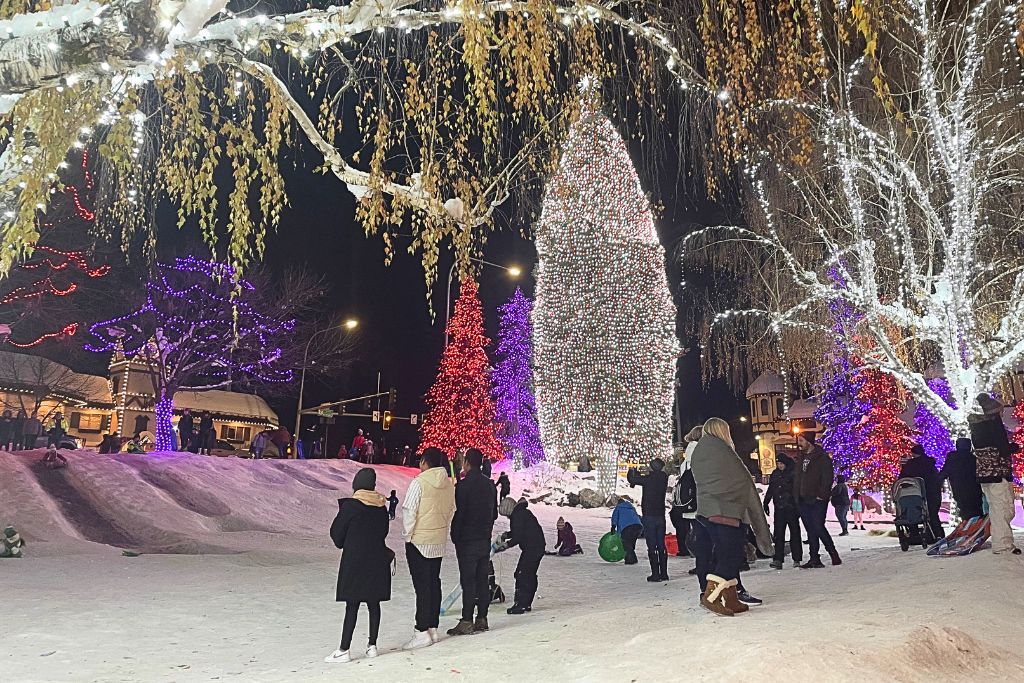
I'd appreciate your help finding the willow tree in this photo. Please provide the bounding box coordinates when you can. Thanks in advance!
[0,0,713,294]
[683,0,1024,435]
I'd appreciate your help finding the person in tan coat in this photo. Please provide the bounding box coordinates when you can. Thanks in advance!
[402,447,456,649]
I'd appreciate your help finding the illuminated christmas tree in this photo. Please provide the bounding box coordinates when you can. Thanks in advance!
[419,277,503,461]
[491,288,544,468]
[86,257,294,451]
[913,377,956,468]
[1012,401,1024,486]
[0,149,111,348]
[855,369,913,491]
[532,92,679,493]
[814,266,868,477]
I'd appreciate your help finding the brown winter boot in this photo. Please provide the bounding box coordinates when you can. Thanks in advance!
[700,575,735,617]
[446,619,476,636]
[721,581,749,614]
[473,616,489,633]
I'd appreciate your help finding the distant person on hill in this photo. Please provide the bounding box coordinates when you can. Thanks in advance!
[46,412,65,448]
[938,438,983,520]
[551,517,583,556]
[0,409,12,451]
[627,457,670,582]
[497,471,511,500]
[324,468,393,664]
[387,490,399,520]
[402,447,456,650]
[351,429,366,460]
[448,448,499,636]
[178,409,194,452]
[198,412,214,455]
[22,413,42,450]
[12,410,25,450]
[41,444,68,469]
[497,496,546,615]
[611,498,644,565]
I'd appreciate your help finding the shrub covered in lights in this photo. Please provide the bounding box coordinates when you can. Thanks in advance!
[86,257,294,451]
[855,369,913,491]
[532,94,679,491]
[419,277,503,461]
[491,288,544,468]
[913,377,956,469]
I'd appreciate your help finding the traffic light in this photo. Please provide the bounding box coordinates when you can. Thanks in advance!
[388,387,397,411]
[382,411,392,431]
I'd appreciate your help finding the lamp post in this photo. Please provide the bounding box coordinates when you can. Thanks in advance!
[443,259,521,347]
[293,318,358,458]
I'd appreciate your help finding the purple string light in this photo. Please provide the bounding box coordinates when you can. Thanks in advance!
[491,288,545,466]
[913,377,956,468]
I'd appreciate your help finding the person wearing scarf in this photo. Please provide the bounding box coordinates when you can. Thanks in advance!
[325,468,392,663]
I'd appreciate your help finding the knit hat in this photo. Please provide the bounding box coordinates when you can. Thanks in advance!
[352,467,377,492]
[498,496,518,517]
[685,426,703,443]
[650,457,665,471]
[556,517,566,529]
[975,393,1004,417]
[800,431,816,444]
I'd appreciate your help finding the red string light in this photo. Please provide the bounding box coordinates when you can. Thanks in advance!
[5,323,79,348]
[0,278,78,305]
[20,247,110,278]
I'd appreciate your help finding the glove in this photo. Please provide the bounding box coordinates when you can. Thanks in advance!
[763,503,770,515]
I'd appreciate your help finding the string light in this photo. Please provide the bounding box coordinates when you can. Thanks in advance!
[533,94,679,494]
[856,369,913,492]
[491,288,544,469]
[913,377,956,469]
[419,278,503,461]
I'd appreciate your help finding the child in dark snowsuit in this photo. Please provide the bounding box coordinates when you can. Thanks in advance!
[386,490,399,520]
[551,517,583,556]
[497,497,545,614]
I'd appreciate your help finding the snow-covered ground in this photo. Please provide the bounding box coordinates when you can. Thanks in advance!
[3,451,1024,682]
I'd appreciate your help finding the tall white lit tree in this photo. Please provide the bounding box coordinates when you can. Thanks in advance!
[533,89,679,495]
[684,0,1024,436]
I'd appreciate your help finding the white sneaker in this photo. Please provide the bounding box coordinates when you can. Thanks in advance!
[427,627,439,644]
[365,645,378,658]
[324,649,351,663]
[402,630,432,650]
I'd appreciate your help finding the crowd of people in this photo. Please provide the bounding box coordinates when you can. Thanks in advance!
[0,409,66,450]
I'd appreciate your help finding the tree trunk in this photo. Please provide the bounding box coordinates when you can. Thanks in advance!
[153,390,175,452]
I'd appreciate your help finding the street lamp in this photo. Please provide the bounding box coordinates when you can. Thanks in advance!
[293,320,359,458]
[443,258,521,346]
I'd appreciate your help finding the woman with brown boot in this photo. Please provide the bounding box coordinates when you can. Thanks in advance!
[689,417,774,616]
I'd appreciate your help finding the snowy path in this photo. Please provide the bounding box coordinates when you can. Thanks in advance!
[3,454,1024,682]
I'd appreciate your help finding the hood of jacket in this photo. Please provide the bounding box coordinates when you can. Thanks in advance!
[419,465,452,489]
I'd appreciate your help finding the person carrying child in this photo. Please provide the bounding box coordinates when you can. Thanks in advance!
[552,517,583,556]
[324,468,393,664]
[850,489,866,530]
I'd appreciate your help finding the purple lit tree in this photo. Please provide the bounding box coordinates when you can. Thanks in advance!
[814,266,869,477]
[86,257,295,451]
[913,377,956,468]
[491,288,544,468]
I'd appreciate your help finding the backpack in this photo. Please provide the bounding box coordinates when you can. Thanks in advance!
[830,483,849,508]
[673,469,697,513]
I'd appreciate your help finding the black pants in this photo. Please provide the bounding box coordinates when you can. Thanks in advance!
[835,504,850,534]
[339,601,381,651]
[642,515,666,557]
[669,508,691,555]
[178,430,192,452]
[456,546,491,622]
[405,543,442,631]
[926,497,945,539]
[707,520,745,582]
[772,507,803,563]
[799,500,837,560]
[688,519,714,592]
[621,524,642,564]
[513,553,543,608]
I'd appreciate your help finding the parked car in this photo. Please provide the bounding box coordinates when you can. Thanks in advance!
[25,434,80,450]
[210,439,248,458]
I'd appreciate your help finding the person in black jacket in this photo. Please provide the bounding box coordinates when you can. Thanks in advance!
[177,409,194,452]
[938,438,983,520]
[899,443,945,540]
[627,457,670,582]
[198,412,214,455]
[448,448,499,636]
[497,496,545,614]
[497,472,511,500]
[763,455,802,569]
[0,410,11,451]
[325,468,392,664]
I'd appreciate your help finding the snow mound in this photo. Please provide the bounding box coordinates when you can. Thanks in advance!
[497,461,634,508]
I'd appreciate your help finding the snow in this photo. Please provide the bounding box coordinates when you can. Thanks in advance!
[0,1,105,40]
[4,451,1024,681]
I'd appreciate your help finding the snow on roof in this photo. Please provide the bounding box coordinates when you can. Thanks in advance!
[0,350,111,405]
[173,390,279,425]
[746,371,786,398]
[786,398,818,420]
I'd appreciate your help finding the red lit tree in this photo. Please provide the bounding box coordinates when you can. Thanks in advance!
[854,369,914,491]
[419,277,503,461]
[1012,401,1024,487]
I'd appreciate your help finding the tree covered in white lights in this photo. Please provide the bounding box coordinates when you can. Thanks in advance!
[533,91,679,494]
[685,0,1024,437]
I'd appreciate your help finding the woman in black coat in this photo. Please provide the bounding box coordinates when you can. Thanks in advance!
[325,468,392,663]
[938,438,984,520]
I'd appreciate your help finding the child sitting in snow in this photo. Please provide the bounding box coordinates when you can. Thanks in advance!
[850,490,866,530]
[41,445,67,469]
[1,526,24,558]
[550,517,583,556]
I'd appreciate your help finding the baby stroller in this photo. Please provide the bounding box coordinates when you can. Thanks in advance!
[892,477,937,551]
